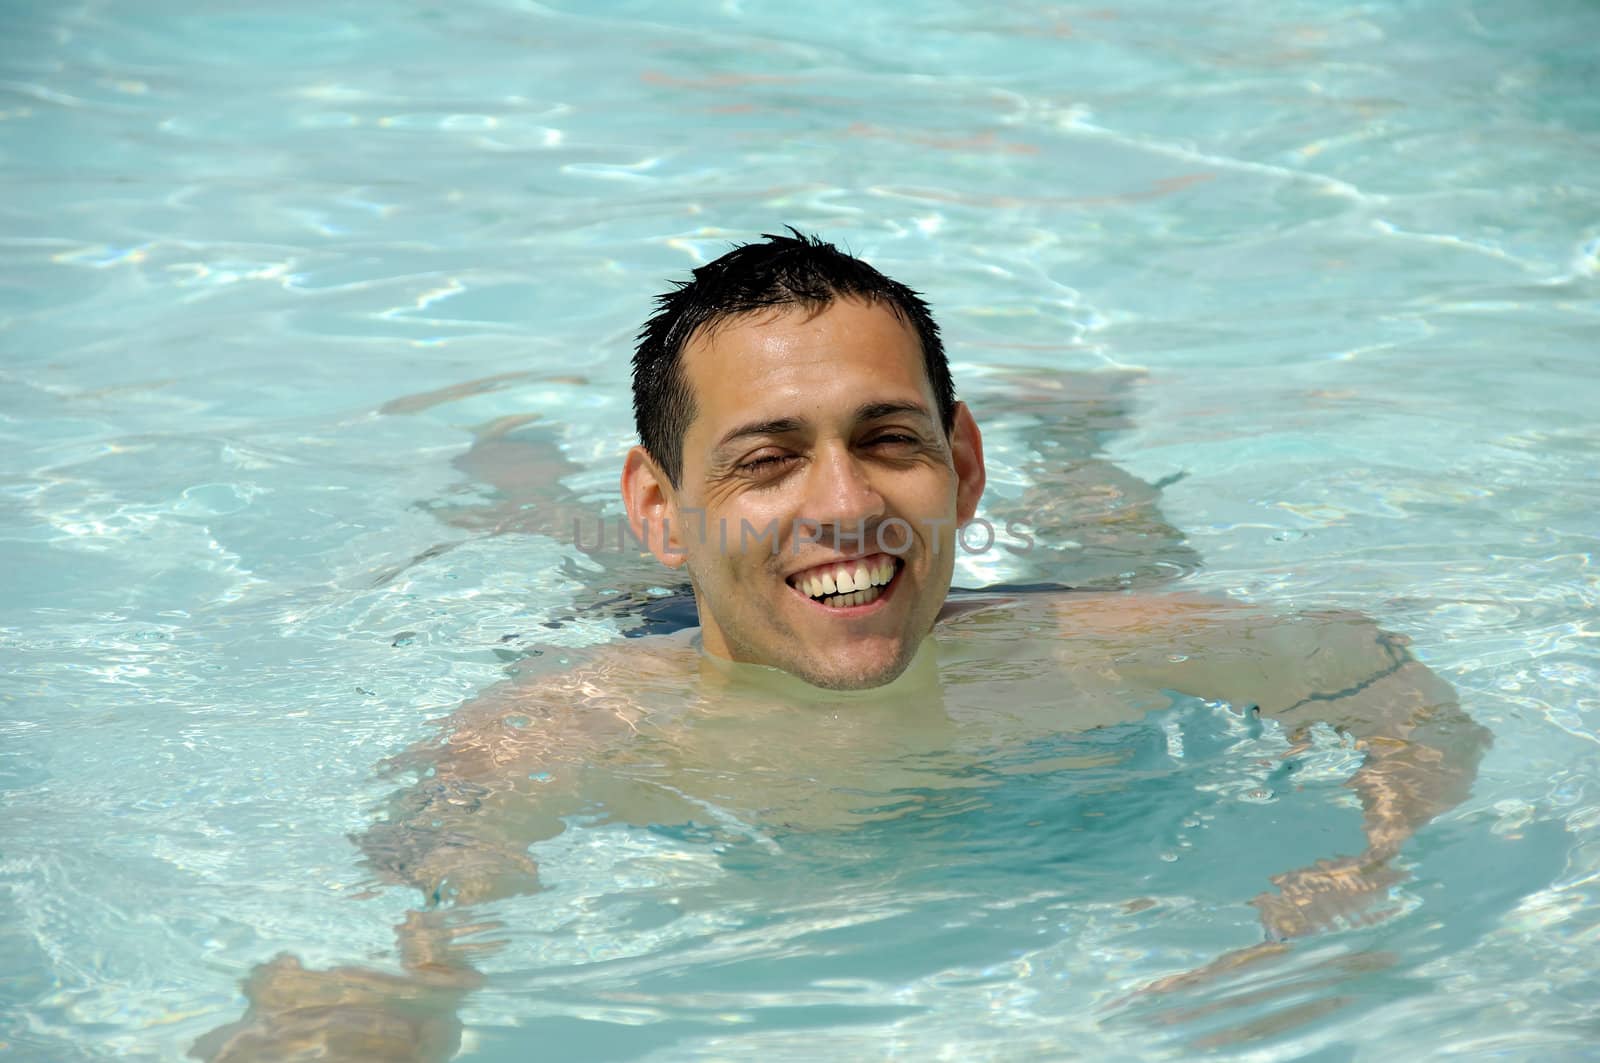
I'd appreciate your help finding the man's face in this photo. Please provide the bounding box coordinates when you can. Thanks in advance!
[629,297,985,690]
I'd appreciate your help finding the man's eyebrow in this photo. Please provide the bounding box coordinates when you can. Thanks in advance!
[857,400,934,423]
[715,417,806,451]
[713,402,935,453]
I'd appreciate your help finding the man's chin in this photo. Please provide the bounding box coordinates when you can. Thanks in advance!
[778,638,919,692]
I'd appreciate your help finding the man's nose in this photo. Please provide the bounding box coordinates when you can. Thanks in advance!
[802,444,886,530]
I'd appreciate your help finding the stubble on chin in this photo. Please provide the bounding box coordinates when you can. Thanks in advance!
[712,608,917,691]
[786,637,921,691]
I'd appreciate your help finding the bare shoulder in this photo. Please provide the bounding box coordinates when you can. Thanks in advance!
[1046,588,1391,656]
[394,631,701,782]
[1047,590,1267,635]
[358,632,703,904]
[1038,590,1455,731]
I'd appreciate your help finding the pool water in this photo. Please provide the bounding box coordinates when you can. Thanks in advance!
[3,0,1598,1059]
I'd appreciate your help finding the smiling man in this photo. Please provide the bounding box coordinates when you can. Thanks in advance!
[612,230,1488,936]
[621,241,984,690]
[196,232,1490,1063]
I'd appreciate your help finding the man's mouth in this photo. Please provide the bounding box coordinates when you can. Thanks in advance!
[786,554,902,610]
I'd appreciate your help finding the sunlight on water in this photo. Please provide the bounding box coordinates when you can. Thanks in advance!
[2,0,1598,1059]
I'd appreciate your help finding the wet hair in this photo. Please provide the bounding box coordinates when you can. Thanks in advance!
[632,229,954,487]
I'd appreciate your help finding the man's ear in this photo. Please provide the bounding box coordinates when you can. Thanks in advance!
[621,445,689,568]
[950,402,986,525]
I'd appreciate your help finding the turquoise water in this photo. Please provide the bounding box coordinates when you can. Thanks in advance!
[3,0,1599,1058]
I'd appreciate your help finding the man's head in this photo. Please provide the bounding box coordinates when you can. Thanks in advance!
[632,230,958,489]
[622,230,985,690]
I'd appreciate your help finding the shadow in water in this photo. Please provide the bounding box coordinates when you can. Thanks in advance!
[371,367,1202,639]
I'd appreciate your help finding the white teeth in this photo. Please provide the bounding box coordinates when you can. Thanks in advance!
[793,558,898,603]
[819,584,881,609]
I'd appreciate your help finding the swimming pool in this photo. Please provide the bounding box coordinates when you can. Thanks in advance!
[3,0,1598,1058]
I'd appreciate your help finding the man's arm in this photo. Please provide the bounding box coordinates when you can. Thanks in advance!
[356,629,709,911]
[1221,612,1488,939]
[194,640,683,1062]
[1061,594,1491,939]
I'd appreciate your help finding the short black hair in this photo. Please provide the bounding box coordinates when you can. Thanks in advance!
[632,229,955,487]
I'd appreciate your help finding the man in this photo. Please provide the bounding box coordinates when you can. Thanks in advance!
[617,229,1485,924]
[197,231,1488,1061]
[620,232,984,691]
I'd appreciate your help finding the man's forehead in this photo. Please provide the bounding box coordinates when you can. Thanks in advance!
[679,298,932,415]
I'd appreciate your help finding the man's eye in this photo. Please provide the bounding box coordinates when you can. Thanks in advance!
[868,433,919,447]
[740,453,794,473]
